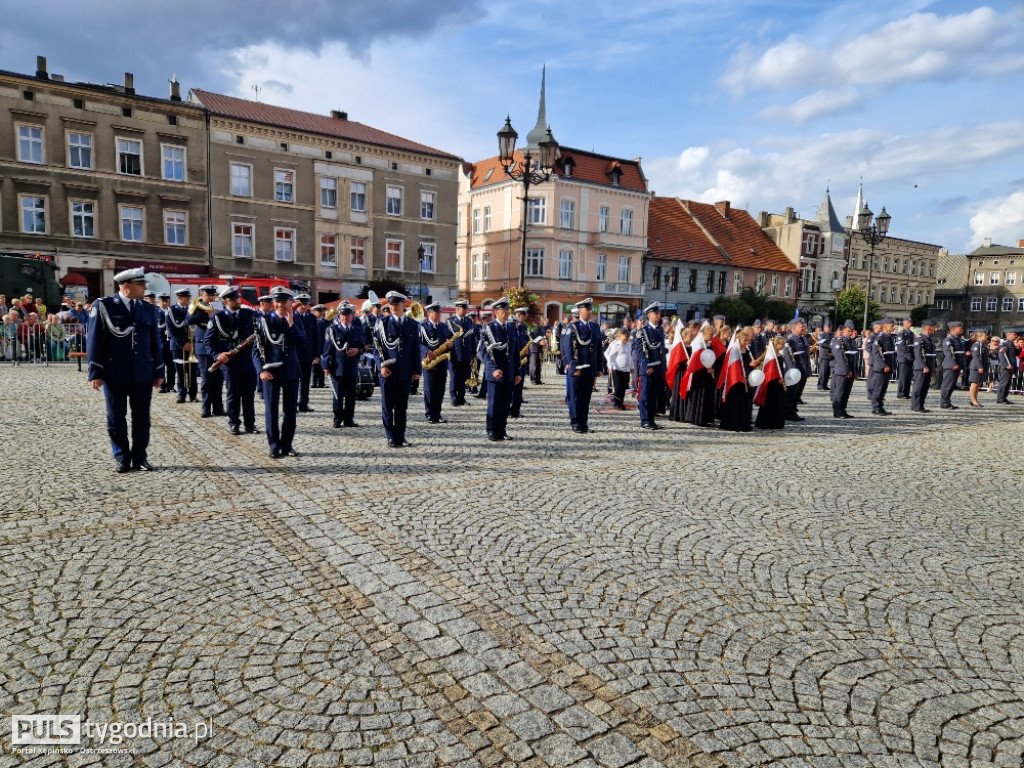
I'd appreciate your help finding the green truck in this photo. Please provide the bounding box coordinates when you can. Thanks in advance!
[0,253,63,310]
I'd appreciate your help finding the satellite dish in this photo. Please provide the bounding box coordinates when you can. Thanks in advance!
[146,272,171,296]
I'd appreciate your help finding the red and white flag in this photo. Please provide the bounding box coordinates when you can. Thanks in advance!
[717,331,745,401]
[754,340,782,406]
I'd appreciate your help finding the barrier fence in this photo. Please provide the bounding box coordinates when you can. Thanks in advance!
[1,321,87,365]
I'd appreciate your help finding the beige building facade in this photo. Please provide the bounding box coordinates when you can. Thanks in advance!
[0,57,209,300]
[962,239,1024,334]
[845,234,943,319]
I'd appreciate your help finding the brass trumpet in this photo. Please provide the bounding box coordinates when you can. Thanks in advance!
[189,297,216,314]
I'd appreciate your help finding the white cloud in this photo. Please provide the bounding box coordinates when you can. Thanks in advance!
[761,88,864,124]
[969,190,1024,248]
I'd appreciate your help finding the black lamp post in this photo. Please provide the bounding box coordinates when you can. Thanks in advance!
[416,244,426,302]
[497,116,559,287]
[856,203,891,329]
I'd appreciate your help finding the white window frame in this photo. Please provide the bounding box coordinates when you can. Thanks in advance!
[756,273,765,293]
[471,253,480,281]
[483,206,492,232]
[558,249,573,279]
[164,209,187,246]
[890,287,897,303]
[733,271,744,293]
[320,177,338,210]
[386,238,403,271]
[17,124,44,164]
[230,163,252,197]
[116,137,143,176]
[770,274,780,296]
[482,252,490,280]
[67,131,93,170]
[70,200,95,238]
[1006,271,1017,286]
[991,272,1001,286]
[420,190,436,221]
[1002,296,1014,312]
[419,242,436,273]
[232,223,254,259]
[598,205,609,234]
[472,208,481,235]
[526,247,545,277]
[970,297,982,312]
[320,234,337,266]
[784,276,793,298]
[274,228,296,262]
[350,182,367,213]
[560,200,575,230]
[596,254,607,282]
[974,272,985,286]
[1018,297,1024,313]
[620,208,634,236]
[386,185,403,216]
[119,204,144,242]
[350,236,366,268]
[161,144,186,182]
[618,256,631,282]
[527,197,546,225]
[986,297,997,312]
[274,169,295,203]
[20,195,47,234]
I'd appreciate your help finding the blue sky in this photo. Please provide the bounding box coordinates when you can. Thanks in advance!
[3,0,1023,253]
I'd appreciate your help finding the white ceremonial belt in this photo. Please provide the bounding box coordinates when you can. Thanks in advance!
[647,361,662,367]
[575,364,591,369]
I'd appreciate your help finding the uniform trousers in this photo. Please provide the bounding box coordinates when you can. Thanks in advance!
[298,357,314,408]
[330,374,357,425]
[449,359,470,404]
[638,370,662,425]
[196,353,224,414]
[911,369,932,410]
[223,360,257,429]
[171,345,197,398]
[897,360,913,397]
[102,382,153,464]
[262,376,299,453]
[830,373,854,416]
[510,371,526,417]
[379,375,411,442]
[997,365,1014,402]
[868,370,890,411]
[939,368,959,407]
[566,369,596,430]
[486,379,513,438]
[423,368,447,420]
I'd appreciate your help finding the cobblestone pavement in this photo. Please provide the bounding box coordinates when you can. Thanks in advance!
[1,364,1022,768]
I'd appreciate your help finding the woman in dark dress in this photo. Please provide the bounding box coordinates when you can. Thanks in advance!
[683,325,722,427]
[667,324,696,422]
[719,328,752,432]
[754,336,787,429]
[968,329,989,407]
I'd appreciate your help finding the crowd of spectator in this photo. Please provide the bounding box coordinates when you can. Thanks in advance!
[0,292,90,363]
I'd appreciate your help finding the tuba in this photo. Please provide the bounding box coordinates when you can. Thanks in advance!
[406,301,425,322]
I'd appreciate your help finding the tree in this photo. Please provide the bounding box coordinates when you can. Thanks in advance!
[356,278,409,302]
[910,303,933,326]
[834,285,880,331]
[707,295,754,326]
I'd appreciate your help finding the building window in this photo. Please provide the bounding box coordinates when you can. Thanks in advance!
[1006,271,1017,286]
[232,223,253,259]
[483,206,492,233]
[688,269,697,292]
[162,145,185,181]
[320,235,337,266]
[890,287,897,303]
[21,196,46,234]
[527,197,546,225]
[471,253,479,281]
[120,205,144,242]
[70,201,95,238]
[526,248,544,277]
[320,178,338,209]
[386,186,403,216]
[756,273,765,293]
[734,271,743,293]
[986,297,997,312]
[418,242,436,273]
[974,272,985,286]
[482,252,490,280]
[991,272,1001,285]
[558,249,573,279]
[472,208,481,235]
[350,182,367,212]
[17,125,44,164]
[274,228,295,262]
[164,210,187,245]
[784,276,793,297]
[1018,297,1024,313]
[1002,297,1014,312]
[707,270,715,293]
[117,138,142,175]
[883,256,890,273]
[894,257,901,273]
[899,289,906,304]
[230,163,252,197]
[970,297,982,312]
[421,191,436,220]
[620,209,634,236]
[560,200,575,229]
[597,253,607,282]
[68,132,92,169]
[386,239,403,270]
[652,265,661,290]
[274,169,294,203]
[350,237,366,267]
[598,205,609,233]
[618,256,631,283]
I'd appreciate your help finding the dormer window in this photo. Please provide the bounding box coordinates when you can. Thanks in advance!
[562,157,575,178]
[610,168,621,187]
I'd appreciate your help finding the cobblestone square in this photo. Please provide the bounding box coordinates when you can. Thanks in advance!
[0,365,1021,767]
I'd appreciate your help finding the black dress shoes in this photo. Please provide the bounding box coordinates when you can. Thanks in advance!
[245,426,260,434]
[298,406,314,412]
[230,425,242,435]
[134,460,156,471]
[176,394,186,403]
[344,422,359,428]
[334,421,342,428]
[400,441,412,448]
[388,439,399,448]
[115,462,132,474]
[283,449,300,457]
[268,449,281,458]
[640,422,662,430]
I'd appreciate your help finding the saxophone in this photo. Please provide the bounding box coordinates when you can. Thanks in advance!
[423,326,464,370]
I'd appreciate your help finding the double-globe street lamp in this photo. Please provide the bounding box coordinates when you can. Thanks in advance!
[856,203,892,329]
[497,116,559,288]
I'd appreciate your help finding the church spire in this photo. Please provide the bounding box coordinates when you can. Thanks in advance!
[525,65,548,151]
[852,181,864,227]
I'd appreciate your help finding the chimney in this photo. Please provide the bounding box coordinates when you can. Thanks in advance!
[36,56,48,79]
[714,201,731,219]
[785,206,795,224]
[983,237,992,248]
[330,110,348,120]
[1018,239,1024,248]
[758,212,769,227]
[124,72,135,95]
[169,76,181,102]
[52,74,65,82]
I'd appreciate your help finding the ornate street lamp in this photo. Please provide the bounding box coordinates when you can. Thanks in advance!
[497,116,559,287]
[856,203,891,329]
[417,244,426,302]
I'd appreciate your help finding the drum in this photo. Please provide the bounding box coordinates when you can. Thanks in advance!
[356,355,375,399]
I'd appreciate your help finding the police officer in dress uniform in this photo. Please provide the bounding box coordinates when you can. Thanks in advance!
[996,327,1019,404]
[321,301,364,428]
[863,319,883,401]
[87,268,165,473]
[867,317,896,415]
[634,302,666,430]
[419,302,450,423]
[895,317,916,398]
[510,306,530,419]
[560,298,606,433]
[816,319,833,390]
[253,287,304,458]
[207,285,260,435]
[474,310,493,400]
[911,318,938,412]
[749,319,766,360]
[447,299,475,405]
[830,320,857,418]
[310,304,328,389]
[480,297,521,441]
[165,288,197,403]
[293,294,319,412]
[188,285,224,417]
[783,317,811,421]
[373,291,422,448]
[940,320,966,409]
[154,292,174,393]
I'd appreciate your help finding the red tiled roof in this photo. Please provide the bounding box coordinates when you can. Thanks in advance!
[190,89,460,160]
[468,146,647,192]
[649,197,798,273]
